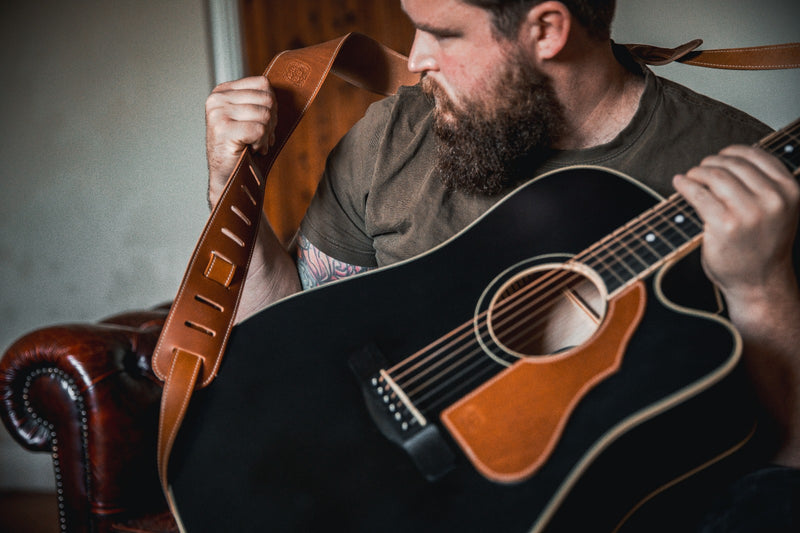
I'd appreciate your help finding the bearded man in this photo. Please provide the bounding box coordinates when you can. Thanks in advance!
[194,0,800,530]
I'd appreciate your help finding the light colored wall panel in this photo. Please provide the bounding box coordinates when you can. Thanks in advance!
[0,0,214,490]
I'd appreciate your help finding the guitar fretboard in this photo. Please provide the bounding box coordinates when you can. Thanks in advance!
[573,117,800,295]
[767,118,800,174]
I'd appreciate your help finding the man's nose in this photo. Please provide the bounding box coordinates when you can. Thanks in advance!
[407,29,438,73]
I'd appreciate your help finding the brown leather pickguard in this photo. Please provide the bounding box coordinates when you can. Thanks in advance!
[441,282,647,483]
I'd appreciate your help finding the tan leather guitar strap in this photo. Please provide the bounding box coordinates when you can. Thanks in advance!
[151,32,419,513]
[625,39,800,69]
[151,31,798,518]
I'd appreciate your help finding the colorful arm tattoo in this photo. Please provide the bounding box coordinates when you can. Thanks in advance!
[296,233,373,290]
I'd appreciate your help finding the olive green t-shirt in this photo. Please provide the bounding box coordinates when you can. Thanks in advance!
[300,65,771,268]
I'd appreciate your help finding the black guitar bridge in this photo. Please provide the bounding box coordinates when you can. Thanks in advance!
[349,343,456,481]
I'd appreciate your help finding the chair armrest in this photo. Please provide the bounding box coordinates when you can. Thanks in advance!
[0,307,170,533]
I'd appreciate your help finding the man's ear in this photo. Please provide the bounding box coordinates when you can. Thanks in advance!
[518,1,571,60]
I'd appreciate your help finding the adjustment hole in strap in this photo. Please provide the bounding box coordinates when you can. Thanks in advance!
[221,227,245,247]
[184,320,216,337]
[248,164,262,187]
[194,294,224,312]
[241,184,257,206]
[231,205,252,226]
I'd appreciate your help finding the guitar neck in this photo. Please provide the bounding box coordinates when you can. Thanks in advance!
[572,117,800,296]
[763,117,800,175]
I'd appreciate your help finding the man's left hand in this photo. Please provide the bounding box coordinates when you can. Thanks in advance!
[673,145,800,308]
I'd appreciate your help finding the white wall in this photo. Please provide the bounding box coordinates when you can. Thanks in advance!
[612,0,800,128]
[0,0,798,492]
[0,0,214,490]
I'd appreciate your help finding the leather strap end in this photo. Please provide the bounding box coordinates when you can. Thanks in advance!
[157,349,203,494]
[680,42,800,70]
[625,39,704,66]
[626,39,800,70]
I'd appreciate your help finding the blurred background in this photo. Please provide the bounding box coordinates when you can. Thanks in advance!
[1,0,798,496]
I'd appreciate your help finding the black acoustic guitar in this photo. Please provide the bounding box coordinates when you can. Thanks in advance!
[169,119,799,532]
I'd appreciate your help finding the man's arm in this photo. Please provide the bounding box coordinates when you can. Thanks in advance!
[674,145,800,467]
[236,230,371,323]
[296,233,373,290]
[205,76,371,322]
[205,75,301,322]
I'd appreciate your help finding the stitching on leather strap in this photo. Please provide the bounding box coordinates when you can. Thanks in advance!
[152,34,419,507]
[158,349,202,494]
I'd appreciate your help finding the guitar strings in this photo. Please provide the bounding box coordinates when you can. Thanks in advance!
[391,193,702,389]
[390,199,702,399]
[386,197,706,415]
[384,122,800,420]
[403,124,798,418]
[388,199,702,422]
[481,123,800,359]
[486,121,800,356]
[465,122,800,380]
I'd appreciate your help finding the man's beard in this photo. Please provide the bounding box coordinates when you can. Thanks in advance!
[422,52,566,196]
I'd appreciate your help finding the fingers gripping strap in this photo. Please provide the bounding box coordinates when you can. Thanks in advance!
[152,32,417,503]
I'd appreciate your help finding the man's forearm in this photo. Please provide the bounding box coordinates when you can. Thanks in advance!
[725,277,800,467]
[235,212,302,323]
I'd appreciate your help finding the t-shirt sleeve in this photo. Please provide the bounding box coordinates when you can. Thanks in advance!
[299,97,396,267]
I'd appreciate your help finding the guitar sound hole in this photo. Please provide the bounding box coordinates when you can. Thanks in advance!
[487,265,606,358]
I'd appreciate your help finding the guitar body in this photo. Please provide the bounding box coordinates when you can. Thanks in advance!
[170,167,757,532]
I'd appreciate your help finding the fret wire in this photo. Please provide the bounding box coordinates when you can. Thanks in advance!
[577,195,704,290]
[672,195,702,224]
[616,235,650,271]
[652,207,699,250]
[760,126,794,152]
[628,229,672,264]
[605,248,640,277]
[582,249,629,284]
[643,210,690,251]
[605,240,651,284]
[641,219,676,254]
[582,228,657,290]
[653,208,689,244]
[594,201,681,262]
[776,130,800,169]
[575,204,661,270]
[629,234,661,265]
[779,153,799,172]
[761,122,800,172]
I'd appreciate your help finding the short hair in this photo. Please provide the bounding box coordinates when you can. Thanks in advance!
[462,0,616,41]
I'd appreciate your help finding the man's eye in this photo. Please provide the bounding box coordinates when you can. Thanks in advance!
[433,32,459,42]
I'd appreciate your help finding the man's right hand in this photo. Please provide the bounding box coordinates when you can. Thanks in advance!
[205,76,277,209]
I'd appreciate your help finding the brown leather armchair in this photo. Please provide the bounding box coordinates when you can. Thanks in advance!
[0,306,178,533]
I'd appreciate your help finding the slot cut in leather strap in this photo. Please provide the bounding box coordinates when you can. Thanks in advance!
[151,32,799,517]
